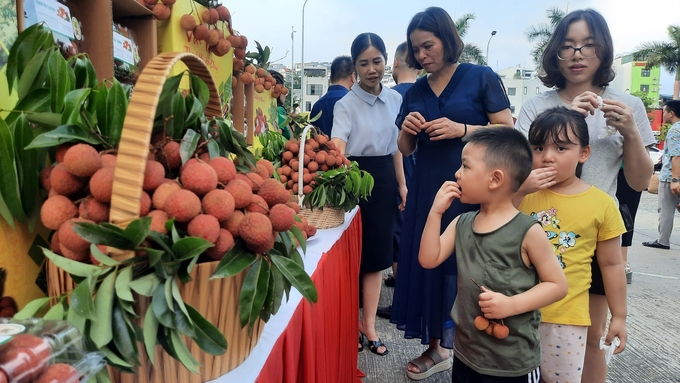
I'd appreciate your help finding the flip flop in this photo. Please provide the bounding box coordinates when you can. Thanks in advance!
[406,348,452,380]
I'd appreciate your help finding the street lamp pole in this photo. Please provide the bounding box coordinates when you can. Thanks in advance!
[485,30,497,66]
[291,26,296,112]
[301,0,309,112]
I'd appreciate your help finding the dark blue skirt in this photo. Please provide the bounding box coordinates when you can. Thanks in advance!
[349,155,397,274]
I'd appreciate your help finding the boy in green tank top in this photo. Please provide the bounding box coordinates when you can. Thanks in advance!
[419,128,568,382]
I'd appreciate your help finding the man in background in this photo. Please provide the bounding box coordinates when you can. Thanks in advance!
[643,100,680,250]
[377,42,420,320]
[310,56,355,136]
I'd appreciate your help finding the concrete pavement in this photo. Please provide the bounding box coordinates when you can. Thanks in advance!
[358,191,680,382]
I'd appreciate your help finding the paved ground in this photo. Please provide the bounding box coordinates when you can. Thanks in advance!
[358,191,680,382]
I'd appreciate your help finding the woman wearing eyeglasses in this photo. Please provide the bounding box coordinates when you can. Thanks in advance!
[515,9,655,383]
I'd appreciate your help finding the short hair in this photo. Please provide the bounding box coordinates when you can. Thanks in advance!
[350,33,388,66]
[395,42,409,62]
[464,127,533,192]
[539,9,615,89]
[665,100,680,116]
[330,56,354,83]
[528,106,589,177]
[405,7,464,70]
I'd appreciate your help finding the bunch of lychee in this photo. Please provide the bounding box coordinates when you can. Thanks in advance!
[39,140,317,264]
[142,0,176,21]
[277,134,350,195]
[473,316,509,339]
[0,333,60,382]
[179,5,239,59]
[239,65,289,96]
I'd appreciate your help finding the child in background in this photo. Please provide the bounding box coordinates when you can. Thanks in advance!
[516,107,627,383]
[419,127,567,382]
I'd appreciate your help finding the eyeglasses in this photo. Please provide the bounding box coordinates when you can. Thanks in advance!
[557,44,599,60]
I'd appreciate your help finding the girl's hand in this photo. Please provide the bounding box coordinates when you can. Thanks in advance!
[604,316,627,354]
[521,167,557,194]
[569,91,601,117]
[600,99,636,138]
[479,286,513,319]
[402,112,426,136]
[398,184,408,211]
[431,181,460,215]
[423,117,464,140]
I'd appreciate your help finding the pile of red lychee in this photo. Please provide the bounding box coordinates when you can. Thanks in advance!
[240,65,289,96]
[142,0,176,21]
[0,333,77,383]
[39,140,317,264]
[474,316,509,340]
[276,134,350,195]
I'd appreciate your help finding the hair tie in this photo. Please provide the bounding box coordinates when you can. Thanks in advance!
[463,123,468,137]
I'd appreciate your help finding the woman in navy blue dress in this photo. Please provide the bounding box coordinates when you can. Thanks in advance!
[392,7,514,380]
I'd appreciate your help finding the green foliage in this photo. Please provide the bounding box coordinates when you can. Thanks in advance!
[525,7,566,68]
[302,161,374,212]
[631,90,656,109]
[244,41,271,69]
[632,25,680,99]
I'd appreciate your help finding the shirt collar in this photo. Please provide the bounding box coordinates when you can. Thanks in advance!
[351,83,387,106]
[328,84,349,92]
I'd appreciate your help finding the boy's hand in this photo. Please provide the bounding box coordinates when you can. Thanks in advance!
[604,316,627,354]
[479,286,514,319]
[520,167,557,194]
[431,181,461,215]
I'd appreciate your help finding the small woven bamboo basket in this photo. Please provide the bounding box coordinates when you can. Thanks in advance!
[295,124,345,229]
[46,52,263,383]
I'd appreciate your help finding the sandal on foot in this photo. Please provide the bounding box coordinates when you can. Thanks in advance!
[367,339,389,356]
[358,332,364,352]
[406,348,452,380]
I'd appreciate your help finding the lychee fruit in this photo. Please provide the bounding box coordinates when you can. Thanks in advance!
[245,231,276,254]
[304,224,317,237]
[40,166,53,191]
[493,323,509,339]
[216,5,230,21]
[206,29,221,46]
[258,179,289,207]
[209,156,236,184]
[100,153,117,168]
[239,212,272,247]
[268,204,295,232]
[147,210,169,234]
[89,244,107,265]
[221,210,244,237]
[286,201,301,213]
[89,167,115,203]
[202,189,235,222]
[63,144,102,177]
[35,363,79,383]
[193,25,209,41]
[214,38,232,57]
[41,195,78,230]
[152,181,182,210]
[143,0,157,5]
[474,316,490,331]
[204,229,234,260]
[224,178,253,209]
[152,3,171,20]
[59,218,93,252]
[159,141,181,170]
[50,163,87,196]
[161,0,175,5]
[164,189,201,223]
[255,163,269,179]
[140,191,151,216]
[485,321,495,336]
[180,14,197,32]
[78,196,109,223]
[187,214,220,243]
[143,160,166,192]
[181,161,218,196]
[246,194,269,215]
[50,230,62,254]
[202,8,219,24]
[245,172,263,192]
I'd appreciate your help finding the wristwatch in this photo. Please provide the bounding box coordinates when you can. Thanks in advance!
[672,177,680,183]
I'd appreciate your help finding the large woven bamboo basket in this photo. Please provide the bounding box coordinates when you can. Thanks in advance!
[295,125,345,229]
[46,52,263,383]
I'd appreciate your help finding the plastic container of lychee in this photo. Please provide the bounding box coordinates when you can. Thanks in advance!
[0,319,106,383]
[294,124,345,229]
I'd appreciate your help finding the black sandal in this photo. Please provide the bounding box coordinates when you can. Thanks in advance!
[367,338,389,356]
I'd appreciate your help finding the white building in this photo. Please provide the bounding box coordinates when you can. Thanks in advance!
[290,62,331,112]
[496,66,552,117]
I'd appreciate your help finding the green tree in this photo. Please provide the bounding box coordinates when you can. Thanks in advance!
[455,14,486,65]
[525,7,566,67]
[632,25,680,100]
[631,90,656,109]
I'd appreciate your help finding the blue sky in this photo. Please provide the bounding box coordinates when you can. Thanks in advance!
[227,0,680,95]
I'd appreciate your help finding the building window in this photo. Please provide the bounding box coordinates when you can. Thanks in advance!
[307,84,323,95]
[305,101,312,112]
[523,87,528,95]
[652,87,657,92]
[304,68,326,77]
[507,87,516,96]
[640,85,650,92]
[536,87,540,95]
[641,69,651,77]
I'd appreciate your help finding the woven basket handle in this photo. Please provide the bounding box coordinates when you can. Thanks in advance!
[110,52,222,230]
